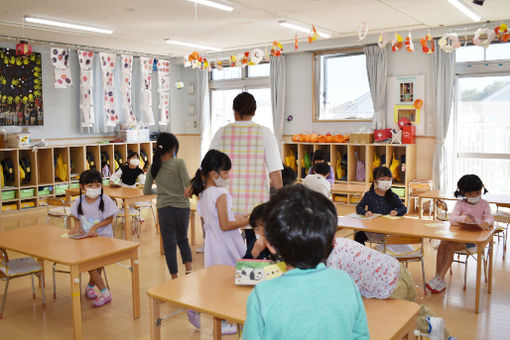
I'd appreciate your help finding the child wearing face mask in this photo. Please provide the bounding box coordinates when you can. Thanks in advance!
[426,174,493,294]
[70,170,119,307]
[354,166,407,245]
[110,151,146,188]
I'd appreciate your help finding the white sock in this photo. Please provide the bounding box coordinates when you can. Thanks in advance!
[100,288,110,297]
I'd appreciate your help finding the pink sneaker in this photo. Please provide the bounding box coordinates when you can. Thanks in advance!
[93,294,112,307]
[85,287,98,300]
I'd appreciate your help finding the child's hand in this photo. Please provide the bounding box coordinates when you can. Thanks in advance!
[480,221,491,230]
[389,210,398,216]
[365,211,374,217]
[251,236,267,258]
[464,215,474,224]
[87,226,98,237]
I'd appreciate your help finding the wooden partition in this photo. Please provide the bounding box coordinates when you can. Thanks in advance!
[86,145,100,171]
[19,149,38,187]
[37,148,54,185]
[70,146,85,181]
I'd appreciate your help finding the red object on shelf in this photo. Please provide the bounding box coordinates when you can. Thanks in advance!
[402,125,416,144]
[374,129,392,141]
[16,41,32,56]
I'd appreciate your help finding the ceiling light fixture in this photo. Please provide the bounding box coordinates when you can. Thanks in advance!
[279,21,331,39]
[447,0,481,22]
[24,17,113,34]
[185,0,233,12]
[165,39,222,51]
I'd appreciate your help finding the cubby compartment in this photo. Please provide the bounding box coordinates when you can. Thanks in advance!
[0,149,19,188]
[347,145,367,183]
[54,147,70,182]
[282,143,298,173]
[38,185,52,197]
[86,145,100,171]
[140,142,153,171]
[20,199,37,210]
[37,148,54,185]
[386,145,407,186]
[70,146,86,181]
[100,144,114,177]
[331,144,348,181]
[2,200,19,212]
[127,143,140,156]
[19,149,37,187]
[297,144,314,179]
[114,144,127,172]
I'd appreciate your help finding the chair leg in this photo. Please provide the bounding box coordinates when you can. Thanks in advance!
[0,278,9,319]
[421,260,426,295]
[31,274,36,299]
[103,268,110,289]
[463,256,468,291]
[52,263,57,299]
[40,272,46,307]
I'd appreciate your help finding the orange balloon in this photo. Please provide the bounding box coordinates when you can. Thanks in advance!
[414,99,423,109]
[310,133,319,143]
[318,135,327,143]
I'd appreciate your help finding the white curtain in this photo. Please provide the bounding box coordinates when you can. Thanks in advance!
[432,41,456,190]
[270,55,286,148]
[363,45,387,129]
[196,69,210,159]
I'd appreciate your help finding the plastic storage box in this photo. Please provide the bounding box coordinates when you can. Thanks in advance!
[38,186,51,196]
[2,190,16,200]
[7,133,31,147]
[54,184,68,195]
[20,188,35,198]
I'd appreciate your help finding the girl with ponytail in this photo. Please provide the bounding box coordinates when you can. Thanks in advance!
[70,169,119,307]
[143,132,193,279]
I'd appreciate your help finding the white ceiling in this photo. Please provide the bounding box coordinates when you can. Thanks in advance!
[0,0,509,57]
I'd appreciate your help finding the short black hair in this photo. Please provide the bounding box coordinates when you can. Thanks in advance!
[454,174,488,198]
[249,203,267,228]
[282,165,297,186]
[312,149,328,163]
[313,162,330,176]
[264,184,337,269]
[233,92,256,117]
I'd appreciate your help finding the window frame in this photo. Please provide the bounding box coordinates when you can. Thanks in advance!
[312,48,373,122]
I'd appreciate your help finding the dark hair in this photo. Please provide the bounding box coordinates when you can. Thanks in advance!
[312,149,328,163]
[454,174,488,198]
[313,162,330,176]
[264,184,337,269]
[249,203,267,229]
[282,165,297,186]
[233,92,256,117]
[125,151,139,167]
[190,149,232,196]
[77,170,104,215]
[370,166,399,205]
[151,133,179,178]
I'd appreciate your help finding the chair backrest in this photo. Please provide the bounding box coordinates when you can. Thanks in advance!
[383,235,423,245]
[48,198,67,207]
[436,199,448,213]
[0,248,8,272]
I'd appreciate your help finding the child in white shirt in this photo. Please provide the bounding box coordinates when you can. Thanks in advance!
[303,161,331,198]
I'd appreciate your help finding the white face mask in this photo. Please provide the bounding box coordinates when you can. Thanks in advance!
[466,196,481,204]
[85,188,102,199]
[213,173,229,188]
[129,158,140,167]
[377,180,392,191]
[255,233,261,240]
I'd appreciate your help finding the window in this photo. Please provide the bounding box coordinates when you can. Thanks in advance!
[314,52,373,121]
[456,42,510,63]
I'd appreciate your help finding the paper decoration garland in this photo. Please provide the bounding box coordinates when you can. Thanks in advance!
[378,32,389,49]
[99,52,118,127]
[140,57,155,126]
[294,34,299,50]
[78,50,94,127]
[438,33,460,53]
[215,59,223,70]
[495,23,510,42]
[308,26,319,43]
[420,32,435,54]
[271,41,283,57]
[392,33,403,52]
[121,55,136,124]
[358,22,368,41]
[251,49,264,65]
[473,28,495,48]
[157,59,170,126]
[405,32,414,52]
[51,48,72,88]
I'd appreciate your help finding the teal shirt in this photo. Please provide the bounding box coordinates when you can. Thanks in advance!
[242,263,369,340]
[143,158,190,209]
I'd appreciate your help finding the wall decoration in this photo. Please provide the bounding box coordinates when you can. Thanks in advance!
[394,105,420,125]
[378,32,389,49]
[100,52,118,126]
[473,28,495,48]
[420,32,435,54]
[438,33,460,53]
[271,40,283,57]
[405,32,414,52]
[140,56,155,126]
[78,50,94,127]
[392,33,403,52]
[308,26,319,43]
[358,22,368,41]
[0,48,43,126]
[494,23,509,42]
[157,59,170,126]
[50,48,72,88]
[294,34,299,50]
[121,55,136,124]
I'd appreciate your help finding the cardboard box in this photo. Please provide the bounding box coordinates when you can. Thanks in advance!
[7,133,31,148]
[349,133,374,144]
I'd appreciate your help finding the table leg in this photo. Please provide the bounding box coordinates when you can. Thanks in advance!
[488,236,494,294]
[475,245,482,313]
[213,317,222,340]
[419,197,423,220]
[149,296,161,340]
[70,265,82,340]
[190,211,196,246]
[37,258,45,289]
[124,201,132,241]
[131,251,140,319]
[433,199,437,220]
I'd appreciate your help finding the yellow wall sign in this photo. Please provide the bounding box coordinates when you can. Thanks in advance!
[394,104,420,125]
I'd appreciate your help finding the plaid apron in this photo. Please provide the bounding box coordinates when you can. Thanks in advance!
[218,123,269,214]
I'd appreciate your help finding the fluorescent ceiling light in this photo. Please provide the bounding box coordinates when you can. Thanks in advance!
[185,0,233,12]
[447,0,481,22]
[279,21,331,39]
[165,39,222,51]
[24,17,113,34]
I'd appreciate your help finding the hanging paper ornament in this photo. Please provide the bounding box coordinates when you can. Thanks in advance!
[230,55,237,67]
[215,59,223,70]
[78,50,94,128]
[308,26,319,43]
[405,32,414,52]
[420,32,435,54]
[263,45,270,62]
[100,52,118,127]
[51,48,72,88]
[241,51,250,66]
[183,56,191,68]
[358,22,368,41]
[378,32,389,49]
[271,40,283,57]
[438,33,460,53]
[494,23,510,42]
[121,55,136,124]
[140,56,155,126]
[175,81,184,89]
[188,51,200,63]
[473,28,496,48]
[250,49,264,65]
[391,33,403,52]
[294,34,299,50]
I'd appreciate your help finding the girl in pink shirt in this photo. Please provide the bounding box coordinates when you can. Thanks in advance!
[426,174,494,294]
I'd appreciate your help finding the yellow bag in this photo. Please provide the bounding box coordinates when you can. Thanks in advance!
[370,153,381,181]
[55,153,68,181]
[390,153,400,182]
[114,159,120,172]
[335,152,342,180]
[0,163,4,188]
[139,156,146,171]
[19,164,25,181]
[285,150,296,171]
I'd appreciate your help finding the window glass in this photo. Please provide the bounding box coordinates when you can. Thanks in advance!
[248,63,270,77]
[455,45,485,63]
[211,67,242,80]
[486,43,510,61]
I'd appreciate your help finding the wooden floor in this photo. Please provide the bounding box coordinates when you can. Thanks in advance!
[0,206,509,340]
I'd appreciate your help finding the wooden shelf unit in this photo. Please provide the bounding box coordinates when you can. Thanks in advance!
[282,142,417,205]
[0,141,156,214]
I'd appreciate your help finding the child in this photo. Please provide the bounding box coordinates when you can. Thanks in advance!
[281,165,297,186]
[308,149,335,185]
[143,133,192,279]
[327,237,454,340]
[110,151,146,188]
[303,161,331,198]
[354,166,407,245]
[188,149,249,334]
[242,203,281,262]
[426,174,493,294]
[70,170,119,307]
[243,185,369,340]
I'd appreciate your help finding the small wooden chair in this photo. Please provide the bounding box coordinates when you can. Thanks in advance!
[47,198,72,229]
[0,248,46,319]
[492,203,510,260]
[452,245,488,290]
[435,199,449,221]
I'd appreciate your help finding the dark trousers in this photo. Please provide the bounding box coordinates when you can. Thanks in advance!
[245,228,256,247]
[354,231,368,245]
[158,206,192,275]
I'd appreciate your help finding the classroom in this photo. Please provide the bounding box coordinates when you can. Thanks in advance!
[1,1,510,339]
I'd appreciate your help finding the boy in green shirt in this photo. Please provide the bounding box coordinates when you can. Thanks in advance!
[242,185,369,340]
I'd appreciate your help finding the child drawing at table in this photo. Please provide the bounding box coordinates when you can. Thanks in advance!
[354,166,407,245]
[70,170,119,307]
[426,174,493,294]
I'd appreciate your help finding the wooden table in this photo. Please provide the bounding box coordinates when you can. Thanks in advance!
[0,225,140,340]
[418,190,510,219]
[337,215,495,313]
[147,265,420,340]
[66,186,157,241]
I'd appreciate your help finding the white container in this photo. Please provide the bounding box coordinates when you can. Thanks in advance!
[116,129,150,142]
[7,133,31,148]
